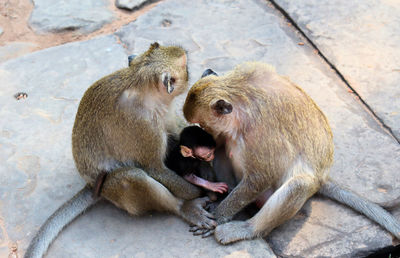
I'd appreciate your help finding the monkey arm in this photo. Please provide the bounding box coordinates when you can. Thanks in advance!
[215,176,265,224]
[147,167,203,200]
[184,174,228,194]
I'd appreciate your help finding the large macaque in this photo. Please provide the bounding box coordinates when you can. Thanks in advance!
[24,43,215,258]
[183,62,400,244]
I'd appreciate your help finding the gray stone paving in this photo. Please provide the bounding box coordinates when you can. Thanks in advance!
[274,0,400,140]
[0,0,399,257]
[0,42,38,63]
[29,0,114,34]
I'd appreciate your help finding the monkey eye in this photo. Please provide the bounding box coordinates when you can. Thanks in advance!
[170,77,176,84]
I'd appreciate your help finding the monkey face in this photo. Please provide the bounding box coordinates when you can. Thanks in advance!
[193,147,215,162]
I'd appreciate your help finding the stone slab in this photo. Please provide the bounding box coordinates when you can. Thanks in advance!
[116,0,400,257]
[0,34,274,257]
[48,202,274,258]
[29,0,114,34]
[274,0,400,140]
[0,42,38,63]
[1,0,400,257]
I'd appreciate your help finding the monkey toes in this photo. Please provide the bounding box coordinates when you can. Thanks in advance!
[214,221,254,245]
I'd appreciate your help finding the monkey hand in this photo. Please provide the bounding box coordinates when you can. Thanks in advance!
[189,202,232,238]
[189,214,233,238]
[180,197,216,230]
[190,225,215,238]
[205,182,229,194]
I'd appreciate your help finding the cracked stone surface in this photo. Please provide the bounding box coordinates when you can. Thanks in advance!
[29,0,114,34]
[274,0,400,140]
[1,0,399,257]
[115,0,150,10]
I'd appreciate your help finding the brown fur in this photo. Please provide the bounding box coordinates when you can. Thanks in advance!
[183,62,400,244]
[71,43,217,220]
[24,43,215,258]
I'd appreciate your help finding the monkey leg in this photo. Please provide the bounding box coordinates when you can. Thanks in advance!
[215,173,319,245]
[101,167,215,228]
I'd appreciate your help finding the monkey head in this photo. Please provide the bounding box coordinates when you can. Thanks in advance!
[179,126,216,162]
[125,42,189,103]
[183,69,236,139]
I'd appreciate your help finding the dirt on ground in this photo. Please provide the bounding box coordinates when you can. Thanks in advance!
[0,0,161,53]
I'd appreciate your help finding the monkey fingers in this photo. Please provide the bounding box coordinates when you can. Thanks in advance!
[201,229,215,238]
[189,226,215,238]
[205,182,229,193]
[214,182,229,193]
[180,197,216,229]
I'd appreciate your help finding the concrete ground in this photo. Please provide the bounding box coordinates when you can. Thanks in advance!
[0,0,399,257]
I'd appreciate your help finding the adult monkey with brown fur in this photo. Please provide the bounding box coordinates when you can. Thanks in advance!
[24,43,215,258]
[183,62,400,244]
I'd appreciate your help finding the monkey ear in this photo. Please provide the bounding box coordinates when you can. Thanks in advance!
[180,145,193,158]
[212,99,233,115]
[201,69,218,78]
[149,42,160,51]
[161,72,175,94]
[128,54,137,66]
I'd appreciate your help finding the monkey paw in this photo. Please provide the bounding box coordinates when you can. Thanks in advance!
[214,221,254,245]
[180,197,217,229]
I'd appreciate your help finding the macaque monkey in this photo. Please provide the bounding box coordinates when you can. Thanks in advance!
[183,62,400,244]
[165,126,229,200]
[24,43,215,258]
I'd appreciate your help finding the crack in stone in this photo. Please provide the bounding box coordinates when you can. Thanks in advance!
[113,33,130,52]
[267,0,400,145]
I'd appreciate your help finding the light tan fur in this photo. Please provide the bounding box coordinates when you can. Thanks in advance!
[183,62,400,244]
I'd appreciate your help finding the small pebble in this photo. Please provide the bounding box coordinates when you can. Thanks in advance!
[14,92,28,100]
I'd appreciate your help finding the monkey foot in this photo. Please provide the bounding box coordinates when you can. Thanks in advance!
[214,221,254,245]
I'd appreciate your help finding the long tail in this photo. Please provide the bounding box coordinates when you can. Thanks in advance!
[378,196,400,211]
[319,179,400,239]
[24,186,97,258]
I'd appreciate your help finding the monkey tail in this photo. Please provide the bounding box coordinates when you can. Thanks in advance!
[378,195,400,211]
[319,179,400,239]
[24,186,97,258]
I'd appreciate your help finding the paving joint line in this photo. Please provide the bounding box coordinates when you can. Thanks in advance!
[267,0,400,145]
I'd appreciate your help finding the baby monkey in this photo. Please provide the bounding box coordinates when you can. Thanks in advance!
[165,126,229,200]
